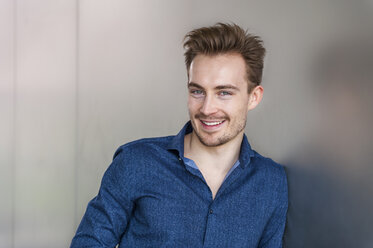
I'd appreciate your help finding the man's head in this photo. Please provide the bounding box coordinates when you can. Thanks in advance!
[183,23,265,147]
[183,22,266,93]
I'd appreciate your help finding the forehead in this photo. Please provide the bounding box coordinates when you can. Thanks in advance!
[188,53,248,88]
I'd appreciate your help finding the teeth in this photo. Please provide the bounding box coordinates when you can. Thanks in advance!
[202,121,223,126]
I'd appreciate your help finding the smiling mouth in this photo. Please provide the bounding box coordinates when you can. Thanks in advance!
[200,120,225,127]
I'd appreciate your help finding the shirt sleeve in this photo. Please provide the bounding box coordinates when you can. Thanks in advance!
[70,148,135,247]
[258,167,289,248]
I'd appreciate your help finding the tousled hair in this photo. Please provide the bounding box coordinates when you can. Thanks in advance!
[183,23,266,92]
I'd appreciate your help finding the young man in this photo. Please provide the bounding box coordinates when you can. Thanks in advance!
[71,23,288,248]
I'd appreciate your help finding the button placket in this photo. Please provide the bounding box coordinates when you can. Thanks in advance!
[203,203,219,247]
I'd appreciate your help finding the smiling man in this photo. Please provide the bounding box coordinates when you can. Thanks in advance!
[71,23,288,248]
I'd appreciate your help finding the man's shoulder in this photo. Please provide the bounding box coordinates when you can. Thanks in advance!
[250,149,287,181]
[113,135,174,159]
[249,150,288,202]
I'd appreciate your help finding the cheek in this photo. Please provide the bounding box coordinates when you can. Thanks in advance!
[225,101,249,118]
[187,97,202,112]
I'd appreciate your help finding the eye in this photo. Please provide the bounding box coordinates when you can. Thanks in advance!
[189,89,204,97]
[192,90,203,94]
[218,91,233,96]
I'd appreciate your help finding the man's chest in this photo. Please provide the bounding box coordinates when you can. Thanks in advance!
[119,162,273,247]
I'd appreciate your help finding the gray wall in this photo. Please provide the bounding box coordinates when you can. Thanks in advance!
[1,0,372,247]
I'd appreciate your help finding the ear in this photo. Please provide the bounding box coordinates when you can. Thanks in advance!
[247,85,264,111]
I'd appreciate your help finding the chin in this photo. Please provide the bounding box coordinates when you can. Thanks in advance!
[196,133,231,147]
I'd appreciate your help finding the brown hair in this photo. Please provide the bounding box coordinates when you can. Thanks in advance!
[183,23,266,92]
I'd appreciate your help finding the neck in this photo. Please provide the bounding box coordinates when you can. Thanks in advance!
[184,131,243,171]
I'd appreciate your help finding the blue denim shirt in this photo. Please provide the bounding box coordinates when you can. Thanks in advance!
[71,122,288,248]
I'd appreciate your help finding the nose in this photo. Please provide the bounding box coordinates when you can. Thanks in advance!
[200,94,218,116]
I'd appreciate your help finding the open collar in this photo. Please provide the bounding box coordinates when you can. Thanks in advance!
[166,121,255,168]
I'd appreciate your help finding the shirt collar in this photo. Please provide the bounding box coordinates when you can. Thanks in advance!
[167,121,255,168]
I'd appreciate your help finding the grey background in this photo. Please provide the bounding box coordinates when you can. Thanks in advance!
[1,0,373,247]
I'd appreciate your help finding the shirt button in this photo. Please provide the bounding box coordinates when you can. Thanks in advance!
[209,209,213,214]
[178,157,182,161]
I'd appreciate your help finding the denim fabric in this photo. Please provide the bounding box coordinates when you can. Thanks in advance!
[70,122,288,248]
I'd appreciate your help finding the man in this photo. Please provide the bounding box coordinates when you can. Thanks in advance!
[71,23,288,248]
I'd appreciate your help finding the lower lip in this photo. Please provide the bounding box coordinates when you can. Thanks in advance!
[200,120,225,130]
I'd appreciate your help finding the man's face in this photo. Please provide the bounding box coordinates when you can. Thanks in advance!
[187,53,254,147]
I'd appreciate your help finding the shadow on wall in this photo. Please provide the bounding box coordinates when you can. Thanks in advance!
[284,34,373,248]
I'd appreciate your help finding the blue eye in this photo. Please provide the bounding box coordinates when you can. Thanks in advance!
[190,89,204,97]
[219,91,232,96]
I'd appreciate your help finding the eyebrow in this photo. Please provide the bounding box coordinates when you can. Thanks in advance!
[188,82,240,91]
